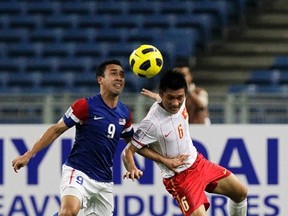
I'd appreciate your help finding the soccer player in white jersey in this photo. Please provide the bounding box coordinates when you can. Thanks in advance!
[122,71,248,216]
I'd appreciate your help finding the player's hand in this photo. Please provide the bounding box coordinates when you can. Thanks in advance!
[162,154,190,173]
[123,169,143,182]
[12,152,31,173]
[141,88,159,101]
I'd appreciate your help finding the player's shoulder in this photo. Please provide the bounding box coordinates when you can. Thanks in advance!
[144,103,162,123]
[72,97,88,107]
[139,116,156,130]
[73,95,100,107]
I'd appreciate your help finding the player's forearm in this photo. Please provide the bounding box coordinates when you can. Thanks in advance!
[29,124,66,157]
[137,146,165,163]
[139,148,190,171]
[12,122,68,173]
[122,146,138,171]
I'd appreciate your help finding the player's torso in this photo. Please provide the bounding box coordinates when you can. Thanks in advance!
[150,103,195,158]
[67,95,131,181]
[78,96,128,142]
[143,102,197,178]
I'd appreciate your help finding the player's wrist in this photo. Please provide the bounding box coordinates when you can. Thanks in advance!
[156,94,162,103]
[158,155,168,165]
[24,150,33,159]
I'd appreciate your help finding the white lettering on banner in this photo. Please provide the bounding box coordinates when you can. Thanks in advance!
[0,194,60,216]
[1,125,287,215]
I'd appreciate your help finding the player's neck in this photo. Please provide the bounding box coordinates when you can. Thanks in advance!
[101,93,119,108]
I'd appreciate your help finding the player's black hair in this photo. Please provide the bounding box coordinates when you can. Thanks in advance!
[96,59,122,77]
[159,70,187,93]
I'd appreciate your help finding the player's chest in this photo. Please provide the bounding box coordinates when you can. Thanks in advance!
[86,109,126,132]
[159,118,187,141]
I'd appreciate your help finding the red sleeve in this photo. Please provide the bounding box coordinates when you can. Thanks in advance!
[121,111,134,138]
[71,98,89,121]
[125,112,133,130]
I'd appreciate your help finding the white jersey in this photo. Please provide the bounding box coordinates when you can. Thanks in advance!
[131,101,198,178]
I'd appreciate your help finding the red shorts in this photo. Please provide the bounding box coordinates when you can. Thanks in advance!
[163,152,231,215]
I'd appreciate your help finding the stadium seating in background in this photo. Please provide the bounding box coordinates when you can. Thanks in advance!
[228,84,288,94]
[0,2,24,16]
[30,28,62,43]
[127,1,161,15]
[230,68,288,94]
[246,69,283,85]
[271,56,288,70]
[72,73,99,93]
[0,29,28,44]
[123,71,143,92]
[0,59,20,73]
[187,0,229,37]
[78,14,109,29]
[142,14,173,31]
[156,28,198,67]
[61,2,94,16]
[39,72,73,91]
[95,1,127,16]
[227,0,247,22]
[0,0,251,93]
[175,14,213,46]
[126,28,159,44]
[25,58,55,74]
[41,43,72,58]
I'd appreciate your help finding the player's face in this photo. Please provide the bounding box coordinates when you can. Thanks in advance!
[99,64,125,95]
[160,88,186,114]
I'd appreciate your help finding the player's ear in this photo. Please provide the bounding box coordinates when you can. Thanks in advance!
[97,76,102,85]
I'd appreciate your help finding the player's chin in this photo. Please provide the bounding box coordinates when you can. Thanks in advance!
[112,87,124,95]
[169,107,180,114]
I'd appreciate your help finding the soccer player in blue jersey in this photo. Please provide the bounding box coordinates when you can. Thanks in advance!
[12,59,188,216]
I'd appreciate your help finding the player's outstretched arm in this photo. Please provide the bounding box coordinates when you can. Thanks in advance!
[137,146,190,172]
[12,119,69,173]
[122,143,143,181]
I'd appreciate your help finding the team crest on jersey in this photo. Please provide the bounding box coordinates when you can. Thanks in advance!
[134,129,143,140]
[119,118,126,125]
[182,107,188,120]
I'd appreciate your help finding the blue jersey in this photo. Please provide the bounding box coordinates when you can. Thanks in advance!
[63,94,134,182]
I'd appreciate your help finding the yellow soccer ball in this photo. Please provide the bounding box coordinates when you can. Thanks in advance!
[129,44,163,78]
